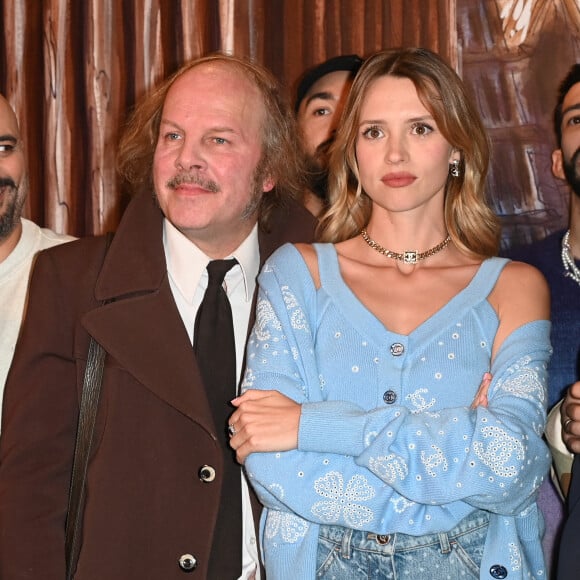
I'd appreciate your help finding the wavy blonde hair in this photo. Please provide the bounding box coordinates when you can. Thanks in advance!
[319,47,500,258]
[117,53,306,231]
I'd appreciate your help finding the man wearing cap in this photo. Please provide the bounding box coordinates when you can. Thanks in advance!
[294,54,363,216]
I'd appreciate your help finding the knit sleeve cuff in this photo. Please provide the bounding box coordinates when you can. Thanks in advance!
[298,401,366,456]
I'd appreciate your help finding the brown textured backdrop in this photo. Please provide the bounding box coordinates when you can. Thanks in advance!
[0,0,454,237]
[1,0,579,248]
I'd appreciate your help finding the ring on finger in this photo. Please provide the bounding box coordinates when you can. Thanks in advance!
[228,424,237,437]
[563,417,574,433]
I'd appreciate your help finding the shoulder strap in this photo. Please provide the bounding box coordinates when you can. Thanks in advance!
[313,242,340,287]
[65,232,113,580]
[471,257,510,299]
[294,242,321,288]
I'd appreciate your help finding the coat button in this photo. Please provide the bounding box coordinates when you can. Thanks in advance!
[390,343,404,356]
[198,465,216,482]
[383,390,397,404]
[178,553,197,572]
[489,564,508,579]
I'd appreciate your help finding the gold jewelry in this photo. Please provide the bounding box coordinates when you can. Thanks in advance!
[360,229,451,265]
[562,229,580,286]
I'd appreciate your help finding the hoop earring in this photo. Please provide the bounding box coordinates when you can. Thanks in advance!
[450,159,461,178]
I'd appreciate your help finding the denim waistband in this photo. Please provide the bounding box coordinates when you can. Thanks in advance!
[318,509,489,556]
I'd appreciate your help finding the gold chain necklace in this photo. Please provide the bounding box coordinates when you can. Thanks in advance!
[360,228,451,264]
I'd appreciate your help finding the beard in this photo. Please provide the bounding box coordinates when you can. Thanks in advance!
[563,147,580,199]
[0,176,27,241]
[305,160,329,202]
[304,135,336,203]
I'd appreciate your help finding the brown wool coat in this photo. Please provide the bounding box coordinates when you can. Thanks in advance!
[0,192,317,580]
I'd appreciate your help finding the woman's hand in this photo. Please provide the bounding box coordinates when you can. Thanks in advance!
[228,390,301,463]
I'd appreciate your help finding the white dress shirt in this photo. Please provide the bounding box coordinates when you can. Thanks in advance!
[163,218,261,580]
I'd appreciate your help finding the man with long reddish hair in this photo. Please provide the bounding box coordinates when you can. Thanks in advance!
[0,54,316,579]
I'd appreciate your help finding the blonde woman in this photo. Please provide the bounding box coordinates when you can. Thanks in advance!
[230,48,551,580]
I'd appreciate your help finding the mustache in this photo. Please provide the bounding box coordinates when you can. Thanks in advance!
[0,176,17,190]
[166,173,220,193]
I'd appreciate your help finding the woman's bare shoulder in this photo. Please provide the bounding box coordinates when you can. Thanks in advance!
[499,260,550,305]
[491,259,550,333]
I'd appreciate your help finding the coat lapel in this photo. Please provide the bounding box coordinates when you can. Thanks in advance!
[82,277,215,432]
[81,192,215,432]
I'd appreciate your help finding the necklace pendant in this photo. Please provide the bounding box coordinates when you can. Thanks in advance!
[404,251,418,264]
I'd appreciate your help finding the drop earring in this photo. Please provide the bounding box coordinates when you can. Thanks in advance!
[450,159,461,178]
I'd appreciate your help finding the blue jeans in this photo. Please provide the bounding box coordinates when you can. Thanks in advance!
[316,510,489,579]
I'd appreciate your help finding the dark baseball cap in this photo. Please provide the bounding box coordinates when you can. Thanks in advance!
[295,54,364,112]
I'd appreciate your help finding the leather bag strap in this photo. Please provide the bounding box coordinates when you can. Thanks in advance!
[65,233,113,580]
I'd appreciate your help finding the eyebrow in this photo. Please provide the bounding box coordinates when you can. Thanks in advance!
[562,103,580,117]
[304,91,337,108]
[159,119,184,132]
[359,115,434,125]
[159,119,236,134]
[0,134,17,144]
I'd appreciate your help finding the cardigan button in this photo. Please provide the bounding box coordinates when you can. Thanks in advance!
[489,564,508,579]
[178,553,197,572]
[383,390,397,404]
[198,465,216,482]
[390,343,404,356]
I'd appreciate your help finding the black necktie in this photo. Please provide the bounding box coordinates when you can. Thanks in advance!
[193,259,242,578]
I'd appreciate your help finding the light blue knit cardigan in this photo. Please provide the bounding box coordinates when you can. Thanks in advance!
[243,243,552,580]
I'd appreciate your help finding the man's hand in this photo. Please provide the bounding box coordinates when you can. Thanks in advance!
[228,390,301,464]
[561,381,580,454]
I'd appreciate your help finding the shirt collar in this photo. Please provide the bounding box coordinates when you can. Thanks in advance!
[163,219,260,303]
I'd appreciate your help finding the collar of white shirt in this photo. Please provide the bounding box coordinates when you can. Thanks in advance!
[163,218,259,304]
